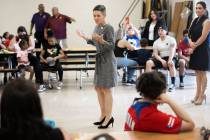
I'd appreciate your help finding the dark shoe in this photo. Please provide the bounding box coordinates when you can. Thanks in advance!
[98,117,114,129]
[93,117,106,125]
[122,79,127,84]
[126,80,136,86]
[179,82,184,89]
[122,75,127,84]
[168,84,175,92]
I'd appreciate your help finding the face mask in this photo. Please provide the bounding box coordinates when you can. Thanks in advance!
[183,36,189,44]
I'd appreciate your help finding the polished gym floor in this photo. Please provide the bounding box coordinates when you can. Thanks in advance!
[33,70,210,133]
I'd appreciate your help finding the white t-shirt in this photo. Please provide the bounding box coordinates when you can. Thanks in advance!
[149,22,156,40]
[153,35,177,58]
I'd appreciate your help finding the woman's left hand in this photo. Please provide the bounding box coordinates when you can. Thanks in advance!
[189,39,194,47]
[188,48,194,55]
[92,33,104,44]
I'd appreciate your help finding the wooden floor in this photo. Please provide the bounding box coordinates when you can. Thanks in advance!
[71,128,202,140]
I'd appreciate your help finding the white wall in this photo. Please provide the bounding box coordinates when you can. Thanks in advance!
[0,0,142,47]
[173,0,210,18]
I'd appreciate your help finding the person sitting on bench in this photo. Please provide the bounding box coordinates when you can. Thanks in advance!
[146,26,177,92]
[17,40,34,80]
[177,29,191,89]
[40,31,65,88]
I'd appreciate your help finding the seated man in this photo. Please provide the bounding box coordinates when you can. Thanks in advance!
[146,26,177,92]
[40,32,65,89]
[177,29,190,88]
[124,71,195,133]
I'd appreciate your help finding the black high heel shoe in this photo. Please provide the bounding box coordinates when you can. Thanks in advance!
[98,117,114,129]
[93,117,106,125]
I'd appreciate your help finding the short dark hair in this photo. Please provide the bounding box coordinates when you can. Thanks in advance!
[93,5,106,15]
[19,39,28,49]
[140,38,148,47]
[47,29,54,38]
[2,32,9,39]
[196,1,206,9]
[136,71,167,100]
[183,29,188,36]
[0,79,52,136]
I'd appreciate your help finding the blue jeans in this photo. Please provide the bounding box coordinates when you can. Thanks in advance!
[116,57,138,81]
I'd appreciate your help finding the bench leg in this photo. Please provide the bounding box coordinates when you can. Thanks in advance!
[80,70,82,89]
[167,70,170,85]
[76,71,78,81]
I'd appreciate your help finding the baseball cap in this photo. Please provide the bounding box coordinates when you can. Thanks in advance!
[159,25,168,32]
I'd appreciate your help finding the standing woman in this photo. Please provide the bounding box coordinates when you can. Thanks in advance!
[142,9,167,46]
[77,5,117,129]
[188,1,210,105]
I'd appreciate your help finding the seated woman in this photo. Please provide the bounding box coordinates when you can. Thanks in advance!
[40,33,65,88]
[142,9,166,46]
[17,26,46,92]
[124,71,195,133]
[0,79,71,140]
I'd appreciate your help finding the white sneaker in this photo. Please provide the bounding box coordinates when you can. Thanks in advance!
[38,85,46,92]
[56,82,63,90]
[58,81,63,87]
[168,84,175,92]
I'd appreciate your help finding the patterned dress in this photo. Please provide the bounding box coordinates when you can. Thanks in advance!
[87,24,117,88]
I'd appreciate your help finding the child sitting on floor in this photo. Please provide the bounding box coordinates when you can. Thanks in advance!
[17,40,34,80]
[124,71,194,133]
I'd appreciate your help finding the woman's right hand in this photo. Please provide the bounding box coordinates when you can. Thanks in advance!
[76,30,88,40]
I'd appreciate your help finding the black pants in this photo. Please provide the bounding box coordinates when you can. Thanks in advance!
[28,53,44,84]
[148,40,155,46]
[34,31,48,58]
[41,62,63,81]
